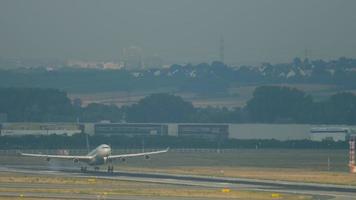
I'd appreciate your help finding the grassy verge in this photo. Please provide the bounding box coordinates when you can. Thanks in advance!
[1,149,353,186]
[119,166,356,186]
[0,172,312,200]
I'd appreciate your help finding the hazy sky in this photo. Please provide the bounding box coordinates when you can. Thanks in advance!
[1,0,356,65]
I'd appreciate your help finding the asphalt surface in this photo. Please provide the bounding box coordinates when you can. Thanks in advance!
[0,165,355,200]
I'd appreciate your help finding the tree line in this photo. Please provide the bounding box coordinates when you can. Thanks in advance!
[0,57,356,94]
[0,87,356,124]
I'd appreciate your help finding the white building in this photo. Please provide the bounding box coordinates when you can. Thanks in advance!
[229,124,311,140]
[310,127,355,141]
[0,123,82,136]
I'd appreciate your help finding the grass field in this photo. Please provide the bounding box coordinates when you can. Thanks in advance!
[0,172,312,200]
[120,166,356,186]
[111,149,350,172]
[69,83,345,108]
[114,149,356,186]
[2,149,349,171]
[1,149,355,186]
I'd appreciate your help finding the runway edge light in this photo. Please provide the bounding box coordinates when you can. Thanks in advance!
[221,188,230,193]
[271,193,280,198]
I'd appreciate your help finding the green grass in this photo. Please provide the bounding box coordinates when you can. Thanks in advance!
[111,149,349,172]
[1,149,353,185]
[0,172,313,200]
[0,149,349,171]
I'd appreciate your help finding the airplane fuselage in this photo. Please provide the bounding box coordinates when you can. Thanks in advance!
[86,144,111,166]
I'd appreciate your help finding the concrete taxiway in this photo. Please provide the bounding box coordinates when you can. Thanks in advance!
[0,165,355,200]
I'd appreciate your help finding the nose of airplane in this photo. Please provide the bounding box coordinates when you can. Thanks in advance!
[99,145,111,157]
[104,146,111,156]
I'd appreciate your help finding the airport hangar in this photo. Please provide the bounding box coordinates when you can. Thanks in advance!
[1,122,356,141]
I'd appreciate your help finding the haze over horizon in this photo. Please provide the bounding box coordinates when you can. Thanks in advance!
[1,0,356,65]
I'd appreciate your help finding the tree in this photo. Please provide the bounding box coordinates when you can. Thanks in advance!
[245,86,313,123]
[322,92,356,124]
[293,57,302,67]
[0,88,76,122]
[80,103,123,122]
[126,93,195,122]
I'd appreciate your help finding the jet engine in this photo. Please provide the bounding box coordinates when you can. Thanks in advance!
[145,155,150,160]
[46,157,50,162]
[121,158,126,162]
[73,158,79,163]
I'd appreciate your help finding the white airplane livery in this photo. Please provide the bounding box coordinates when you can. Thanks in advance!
[20,144,169,173]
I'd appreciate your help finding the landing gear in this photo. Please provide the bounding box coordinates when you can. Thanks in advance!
[107,165,114,173]
[80,166,87,173]
[94,166,100,171]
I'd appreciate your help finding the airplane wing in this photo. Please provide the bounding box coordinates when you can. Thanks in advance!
[20,152,92,162]
[108,148,169,159]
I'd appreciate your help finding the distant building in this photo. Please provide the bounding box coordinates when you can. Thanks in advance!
[177,124,229,140]
[144,55,163,69]
[66,60,121,70]
[122,46,143,70]
[0,123,82,136]
[229,124,311,140]
[310,127,355,141]
[93,123,229,139]
[94,123,168,136]
[7,122,356,142]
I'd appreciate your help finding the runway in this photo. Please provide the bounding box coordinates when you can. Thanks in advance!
[0,165,355,200]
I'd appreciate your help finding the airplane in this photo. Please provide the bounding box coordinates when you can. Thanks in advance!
[20,144,169,173]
